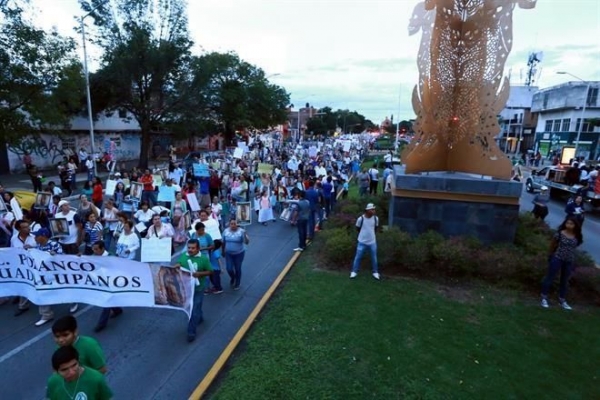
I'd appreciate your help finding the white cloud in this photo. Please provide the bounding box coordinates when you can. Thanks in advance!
[30,0,600,124]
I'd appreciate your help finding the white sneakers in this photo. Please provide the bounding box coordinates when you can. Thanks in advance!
[541,298,573,310]
[349,272,380,280]
[35,318,53,327]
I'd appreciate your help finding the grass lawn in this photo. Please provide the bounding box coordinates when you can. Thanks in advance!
[207,252,600,400]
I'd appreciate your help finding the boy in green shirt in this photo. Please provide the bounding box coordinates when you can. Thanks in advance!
[46,346,112,400]
[176,238,212,342]
[52,316,107,374]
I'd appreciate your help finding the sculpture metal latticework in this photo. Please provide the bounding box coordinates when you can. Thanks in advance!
[403,0,537,180]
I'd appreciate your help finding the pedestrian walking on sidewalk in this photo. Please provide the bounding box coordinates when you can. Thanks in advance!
[222,219,249,290]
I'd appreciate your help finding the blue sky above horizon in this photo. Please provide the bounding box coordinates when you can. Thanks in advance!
[33,0,600,124]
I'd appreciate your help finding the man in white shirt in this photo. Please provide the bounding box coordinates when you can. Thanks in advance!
[367,164,379,195]
[11,220,37,317]
[350,203,381,280]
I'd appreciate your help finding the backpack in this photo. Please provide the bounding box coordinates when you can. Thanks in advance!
[357,215,378,231]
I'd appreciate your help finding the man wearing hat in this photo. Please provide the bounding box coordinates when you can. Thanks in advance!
[32,228,64,326]
[350,203,381,280]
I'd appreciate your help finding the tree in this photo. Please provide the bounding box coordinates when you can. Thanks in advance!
[79,0,194,168]
[0,0,82,143]
[305,116,327,135]
[188,52,290,146]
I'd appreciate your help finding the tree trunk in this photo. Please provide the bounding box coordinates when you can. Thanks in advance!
[138,121,151,170]
[224,121,235,147]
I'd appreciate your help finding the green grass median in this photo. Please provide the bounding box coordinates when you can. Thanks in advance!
[207,251,600,400]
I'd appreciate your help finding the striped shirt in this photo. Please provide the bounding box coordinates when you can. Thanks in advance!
[37,240,64,254]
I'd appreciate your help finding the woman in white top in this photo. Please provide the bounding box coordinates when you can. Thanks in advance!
[116,220,140,260]
[134,201,155,236]
[146,213,174,239]
[101,199,119,251]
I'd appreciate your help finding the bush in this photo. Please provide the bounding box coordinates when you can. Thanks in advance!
[315,211,598,304]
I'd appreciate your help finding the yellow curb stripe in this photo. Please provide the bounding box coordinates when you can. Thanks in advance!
[188,251,303,400]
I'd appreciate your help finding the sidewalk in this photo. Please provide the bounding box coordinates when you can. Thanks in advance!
[0,160,139,191]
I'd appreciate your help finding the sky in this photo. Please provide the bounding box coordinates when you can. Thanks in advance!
[30,0,600,125]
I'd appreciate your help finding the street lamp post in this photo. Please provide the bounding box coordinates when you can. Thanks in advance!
[557,71,591,158]
[80,2,107,175]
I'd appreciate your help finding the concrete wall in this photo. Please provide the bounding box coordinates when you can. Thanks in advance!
[531,81,600,112]
[7,132,141,173]
[388,168,522,244]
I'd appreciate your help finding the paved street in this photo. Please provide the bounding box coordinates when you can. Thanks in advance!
[0,220,297,400]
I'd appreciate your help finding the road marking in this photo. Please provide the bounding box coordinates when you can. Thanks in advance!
[0,305,93,364]
[0,246,187,365]
[188,250,302,400]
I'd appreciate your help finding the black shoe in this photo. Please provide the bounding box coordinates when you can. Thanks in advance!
[93,324,106,333]
[230,277,235,287]
[11,297,19,305]
[14,307,29,317]
[110,309,123,318]
[187,334,196,343]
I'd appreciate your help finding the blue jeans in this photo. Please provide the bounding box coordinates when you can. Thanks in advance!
[352,242,378,273]
[225,251,245,288]
[210,270,222,291]
[142,190,157,206]
[297,219,308,249]
[97,307,122,328]
[103,230,114,252]
[187,290,204,336]
[541,256,573,299]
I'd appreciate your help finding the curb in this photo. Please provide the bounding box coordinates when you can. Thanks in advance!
[188,250,302,399]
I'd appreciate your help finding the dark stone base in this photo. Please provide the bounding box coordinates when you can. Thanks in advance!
[389,168,522,244]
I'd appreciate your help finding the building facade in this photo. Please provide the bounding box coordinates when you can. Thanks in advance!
[498,86,538,153]
[531,81,600,159]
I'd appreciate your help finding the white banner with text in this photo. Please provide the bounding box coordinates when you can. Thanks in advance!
[0,248,193,318]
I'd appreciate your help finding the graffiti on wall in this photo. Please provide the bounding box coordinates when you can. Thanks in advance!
[7,132,141,173]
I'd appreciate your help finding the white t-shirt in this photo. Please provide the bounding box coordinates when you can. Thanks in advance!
[368,168,379,181]
[356,215,377,245]
[116,232,141,260]
[57,210,80,245]
[134,209,155,223]
[11,234,36,248]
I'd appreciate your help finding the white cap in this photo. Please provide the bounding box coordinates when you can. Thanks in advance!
[540,186,549,191]
[365,203,376,211]
[58,200,69,208]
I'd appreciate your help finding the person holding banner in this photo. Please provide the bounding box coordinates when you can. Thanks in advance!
[92,241,124,333]
[175,239,213,343]
[115,220,140,260]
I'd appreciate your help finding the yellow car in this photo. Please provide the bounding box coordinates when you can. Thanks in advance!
[13,190,37,212]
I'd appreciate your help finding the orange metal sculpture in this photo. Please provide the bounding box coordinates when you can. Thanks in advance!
[403,0,537,180]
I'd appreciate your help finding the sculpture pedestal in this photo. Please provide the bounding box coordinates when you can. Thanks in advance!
[388,167,522,244]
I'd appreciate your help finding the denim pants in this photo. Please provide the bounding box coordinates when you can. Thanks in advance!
[97,307,122,328]
[541,256,573,299]
[210,270,222,291]
[225,251,245,288]
[103,230,114,252]
[297,219,308,249]
[142,190,157,206]
[187,291,204,336]
[352,242,379,273]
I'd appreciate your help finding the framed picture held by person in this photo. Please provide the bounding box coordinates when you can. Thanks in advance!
[130,182,143,201]
[236,202,251,226]
[34,192,52,209]
[49,218,69,237]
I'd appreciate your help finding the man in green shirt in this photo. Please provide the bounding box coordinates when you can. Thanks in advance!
[46,346,112,400]
[176,239,213,342]
[52,316,107,374]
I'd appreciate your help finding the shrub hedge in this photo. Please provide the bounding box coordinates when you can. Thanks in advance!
[318,195,599,303]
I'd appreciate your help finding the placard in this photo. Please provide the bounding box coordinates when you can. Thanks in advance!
[34,192,52,209]
[193,163,210,177]
[141,237,172,262]
[122,178,131,188]
[308,146,318,158]
[105,179,117,196]
[153,174,163,187]
[257,163,272,175]
[233,148,244,159]
[236,202,252,226]
[135,221,148,233]
[157,185,176,202]
[49,218,69,237]
[343,142,351,152]
[186,192,201,212]
[130,182,143,201]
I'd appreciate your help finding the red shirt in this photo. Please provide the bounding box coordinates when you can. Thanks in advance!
[140,174,154,191]
[92,183,103,203]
